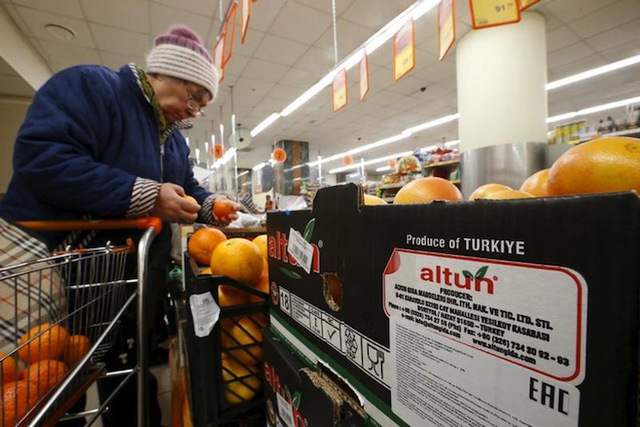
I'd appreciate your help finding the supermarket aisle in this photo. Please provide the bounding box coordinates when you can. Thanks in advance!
[84,363,172,426]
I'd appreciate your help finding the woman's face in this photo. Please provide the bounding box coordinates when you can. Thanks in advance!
[152,75,211,123]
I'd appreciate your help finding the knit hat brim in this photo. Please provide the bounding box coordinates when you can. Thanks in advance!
[146,44,219,100]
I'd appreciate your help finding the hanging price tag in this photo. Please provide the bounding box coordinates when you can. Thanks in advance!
[359,53,369,102]
[332,68,348,112]
[438,0,456,61]
[469,0,521,29]
[189,291,220,337]
[393,18,415,81]
[241,0,251,43]
[520,0,540,10]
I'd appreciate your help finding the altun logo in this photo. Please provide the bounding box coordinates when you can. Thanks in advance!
[420,264,495,294]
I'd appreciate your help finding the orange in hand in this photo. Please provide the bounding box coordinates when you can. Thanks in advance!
[213,199,235,223]
[183,195,199,206]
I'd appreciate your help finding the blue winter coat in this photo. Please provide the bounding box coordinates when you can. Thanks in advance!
[0,65,210,232]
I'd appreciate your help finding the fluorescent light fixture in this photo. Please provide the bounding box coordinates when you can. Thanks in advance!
[347,172,360,178]
[185,137,190,147]
[376,165,393,172]
[546,54,640,90]
[403,113,460,135]
[329,150,413,174]
[251,112,280,137]
[547,96,640,124]
[347,133,410,156]
[252,162,266,171]
[237,170,249,178]
[281,72,336,117]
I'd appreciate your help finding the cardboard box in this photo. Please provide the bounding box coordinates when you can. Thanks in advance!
[263,327,366,426]
[266,183,640,426]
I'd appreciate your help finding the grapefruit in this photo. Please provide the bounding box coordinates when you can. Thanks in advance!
[468,183,512,201]
[547,137,640,196]
[210,238,263,286]
[520,169,549,197]
[393,177,463,204]
[487,190,534,200]
[363,194,387,205]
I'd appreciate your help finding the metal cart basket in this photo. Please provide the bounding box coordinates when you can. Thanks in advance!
[0,218,161,426]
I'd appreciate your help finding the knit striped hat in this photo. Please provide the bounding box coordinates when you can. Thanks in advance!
[145,25,219,100]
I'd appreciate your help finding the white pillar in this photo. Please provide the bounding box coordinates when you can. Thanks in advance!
[456,12,548,152]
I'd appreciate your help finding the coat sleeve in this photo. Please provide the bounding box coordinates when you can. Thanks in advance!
[12,67,142,217]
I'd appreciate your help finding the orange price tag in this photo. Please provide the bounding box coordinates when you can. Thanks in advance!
[438,0,456,61]
[241,0,251,43]
[469,0,521,29]
[342,155,354,166]
[272,148,287,163]
[359,53,369,102]
[214,35,225,83]
[393,18,415,81]
[332,68,348,112]
[222,1,238,66]
[212,144,224,159]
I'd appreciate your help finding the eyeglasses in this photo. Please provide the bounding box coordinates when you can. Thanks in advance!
[184,82,206,117]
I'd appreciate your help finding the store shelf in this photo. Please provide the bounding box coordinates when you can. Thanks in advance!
[379,183,405,190]
[422,158,460,168]
[577,128,640,143]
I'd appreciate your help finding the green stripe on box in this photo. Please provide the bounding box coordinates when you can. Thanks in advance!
[269,311,409,427]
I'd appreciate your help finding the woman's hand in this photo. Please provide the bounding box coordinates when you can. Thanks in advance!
[150,183,201,223]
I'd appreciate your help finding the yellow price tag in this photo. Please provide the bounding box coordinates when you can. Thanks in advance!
[393,19,415,81]
[469,0,521,29]
[520,0,540,10]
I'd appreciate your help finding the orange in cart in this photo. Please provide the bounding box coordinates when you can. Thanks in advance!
[222,316,263,365]
[210,238,263,286]
[1,380,38,426]
[187,227,227,265]
[221,357,261,404]
[394,177,463,204]
[0,354,18,384]
[519,168,549,197]
[21,359,68,398]
[64,335,91,368]
[251,234,268,260]
[547,136,640,196]
[17,323,69,364]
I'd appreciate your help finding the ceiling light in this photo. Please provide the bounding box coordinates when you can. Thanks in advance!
[252,162,266,171]
[546,55,640,90]
[45,24,76,40]
[251,112,280,137]
[376,166,393,172]
[329,150,413,174]
[547,96,640,123]
[403,113,460,135]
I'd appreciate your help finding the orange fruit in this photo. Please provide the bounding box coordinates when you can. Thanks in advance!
[218,285,248,307]
[393,177,463,204]
[21,359,68,398]
[2,380,38,426]
[221,357,261,404]
[486,189,534,200]
[17,323,69,364]
[182,195,199,206]
[251,234,268,260]
[547,137,640,196]
[210,238,263,286]
[213,199,236,222]
[0,354,18,385]
[363,194,387,205]
[188,227,227,265]
[248,259,269,303]
[520,169,549,197]
[222,316,263,365]
[468,183,512,200]
[64,335,91,368]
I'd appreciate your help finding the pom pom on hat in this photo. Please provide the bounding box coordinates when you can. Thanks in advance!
[145,25,219,100]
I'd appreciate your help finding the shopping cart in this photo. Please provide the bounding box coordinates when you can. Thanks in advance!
[0,218,161,426]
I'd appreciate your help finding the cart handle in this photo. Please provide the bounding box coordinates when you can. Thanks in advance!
[17,217,163,233]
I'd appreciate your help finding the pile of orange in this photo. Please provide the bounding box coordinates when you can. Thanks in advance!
[394,177,463,204]
[466,137,640,200]
[2,323,92,424]
[187,227,227,265]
